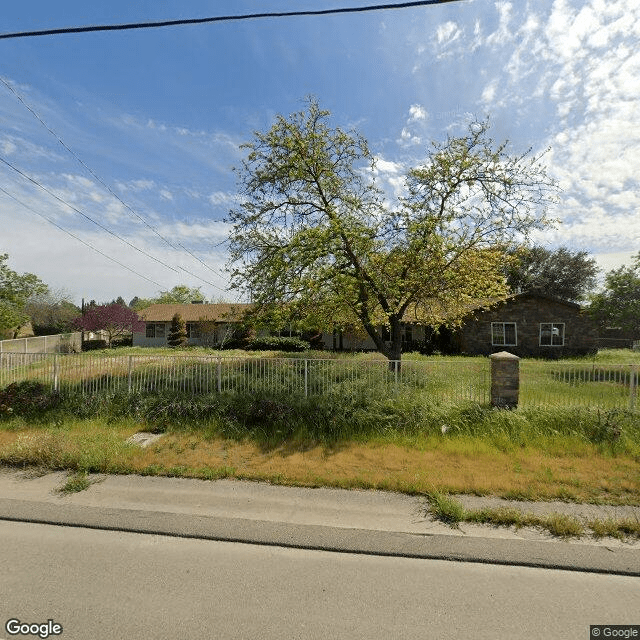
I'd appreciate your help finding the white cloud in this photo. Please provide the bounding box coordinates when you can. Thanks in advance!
[408,104,428,122]
[374,157,403,175]
[208,191,237,206]
[436,21,462,46]
[159,189,173,201]
[480,79,499,105]
[1,139,17,155]
[486,2,514,48]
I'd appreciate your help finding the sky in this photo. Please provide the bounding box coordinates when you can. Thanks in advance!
[1,0,639,305]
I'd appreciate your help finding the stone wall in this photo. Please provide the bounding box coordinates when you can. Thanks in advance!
[459,293,598,357]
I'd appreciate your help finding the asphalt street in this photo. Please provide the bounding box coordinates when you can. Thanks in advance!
[0,468,639,575]
[2,519,639,640]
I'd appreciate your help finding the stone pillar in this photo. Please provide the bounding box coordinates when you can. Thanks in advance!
[490,351,519,409]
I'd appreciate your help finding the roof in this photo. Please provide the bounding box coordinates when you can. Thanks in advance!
[491,290,582,310]
[138,303,253,322]
[400,290,583,325]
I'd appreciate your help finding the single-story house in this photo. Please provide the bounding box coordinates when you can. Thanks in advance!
[454,291,598,357]
[133,292,598,357]
[133,303,253,348]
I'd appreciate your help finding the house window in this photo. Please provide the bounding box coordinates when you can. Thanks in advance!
[540,323,564,346]
[186,323,199,339]
[402,324,413,343]
[491,322,517,346]
[145,323,165,339]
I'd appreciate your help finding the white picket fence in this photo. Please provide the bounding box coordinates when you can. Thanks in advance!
[0,352,638,411]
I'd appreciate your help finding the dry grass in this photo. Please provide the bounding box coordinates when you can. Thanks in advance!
[1,422,638,504]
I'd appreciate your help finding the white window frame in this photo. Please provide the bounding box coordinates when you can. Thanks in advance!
[539,323,565,346]
[491,322,517,346]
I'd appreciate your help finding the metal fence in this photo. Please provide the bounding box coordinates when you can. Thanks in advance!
[0,353,488,405]
[1,352,638,412]
[519,361,638,412]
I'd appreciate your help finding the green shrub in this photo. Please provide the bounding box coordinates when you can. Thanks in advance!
[245,336,310,352]
[82,339,108,351]
[0,381,61,418]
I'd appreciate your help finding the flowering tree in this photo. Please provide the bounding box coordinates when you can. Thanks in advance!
[73,303,144,344]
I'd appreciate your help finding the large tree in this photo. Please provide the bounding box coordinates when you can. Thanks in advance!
[505,246,598,301]
[0,254,48,338]
[24,290,81,336]
[589,255,640,335]
[227,99,558,362]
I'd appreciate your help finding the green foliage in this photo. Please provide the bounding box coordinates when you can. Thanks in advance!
[0,381,61,418]
[156,285,205,304]
[505,246,599,301]
[167,313,188,348]
[589,254,640,334]
[25,292,80,336]
[245,336,310,352]
[0,253,48,336]
[229,98,558,361]
[58,470,92,494]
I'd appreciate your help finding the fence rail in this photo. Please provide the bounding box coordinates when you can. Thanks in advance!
[520,361,638,412]
[0,353,488,405]
[0,353,638,412]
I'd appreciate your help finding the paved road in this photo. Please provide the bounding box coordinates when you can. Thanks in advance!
[1,470,639,576]
[1,520,639,640]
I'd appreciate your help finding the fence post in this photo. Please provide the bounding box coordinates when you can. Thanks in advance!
[394,360,398,394]
[630,365,638,412]
[128,356,133,393]
[24,338,28,354]
[490,351,519,409]
[53,354,59,392]
[304,359,308,398]
[217,358,222,393]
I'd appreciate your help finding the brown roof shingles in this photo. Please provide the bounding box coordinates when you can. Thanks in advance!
[138,303,253,323]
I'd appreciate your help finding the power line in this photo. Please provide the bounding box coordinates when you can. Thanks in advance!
[0,154,178,273]
[0,155,229,292]
[0,1,464,40]
[0,185,163,287]
[0,75,226,280]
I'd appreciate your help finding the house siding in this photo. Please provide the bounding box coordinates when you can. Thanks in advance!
[459,294,598,357]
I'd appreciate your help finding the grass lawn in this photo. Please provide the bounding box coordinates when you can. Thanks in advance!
[0,348,639,510]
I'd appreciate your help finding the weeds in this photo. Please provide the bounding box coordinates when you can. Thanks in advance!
[425,493,640,540]
[58,470,93,494]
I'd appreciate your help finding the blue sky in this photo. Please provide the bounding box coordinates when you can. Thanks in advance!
[1,0,638,304]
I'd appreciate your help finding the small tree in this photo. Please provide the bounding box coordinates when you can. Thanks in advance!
[72,303,144,345]
[167,313,188,348]
[0,253,48,338]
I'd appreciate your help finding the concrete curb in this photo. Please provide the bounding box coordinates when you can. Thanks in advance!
[1,497,639,576]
